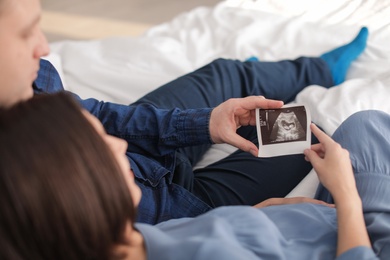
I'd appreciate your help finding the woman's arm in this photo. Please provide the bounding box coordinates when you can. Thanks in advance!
[336,195,368,256]
[304,124,371,256]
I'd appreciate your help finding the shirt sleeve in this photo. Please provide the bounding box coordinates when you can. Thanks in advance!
[35,59,213,156]
[81,98,213,156]
[336,246,379,260]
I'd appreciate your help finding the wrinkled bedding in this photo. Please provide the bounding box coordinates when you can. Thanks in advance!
[45,0,390,198]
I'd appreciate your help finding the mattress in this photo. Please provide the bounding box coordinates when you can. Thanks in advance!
[44,0,390,198]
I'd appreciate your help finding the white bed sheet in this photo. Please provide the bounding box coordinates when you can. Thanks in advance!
[45,0,390,198]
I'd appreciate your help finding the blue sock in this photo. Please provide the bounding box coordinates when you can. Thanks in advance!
[320,27,368,85]
[245,56,259,62]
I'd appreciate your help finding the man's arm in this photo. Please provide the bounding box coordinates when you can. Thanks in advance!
[36,60,284,158]
[81,98,213,156]
[35,59,213,157]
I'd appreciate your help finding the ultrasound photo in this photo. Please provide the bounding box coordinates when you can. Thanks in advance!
[256,105,311,157]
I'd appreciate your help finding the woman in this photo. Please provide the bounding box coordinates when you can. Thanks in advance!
[0,0,371,225]
[1,93,388,259]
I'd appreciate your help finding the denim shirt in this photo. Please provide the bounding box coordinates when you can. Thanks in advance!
[34,59,213,224]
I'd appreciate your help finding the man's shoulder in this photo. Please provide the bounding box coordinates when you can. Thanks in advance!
[34,59,64,93]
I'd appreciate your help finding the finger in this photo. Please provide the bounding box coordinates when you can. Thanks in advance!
[301,198,335,208]
[228,133,259,157]
[240,96,284,110]
[304,148,323,167]
[258,98,284,109]
[310,143,323,150]
[265,197,335,208]
[310,143,325,154]
[311,151,325,160]
[308,143,325,155]
[305,143,325,162]
[310,124,334,147]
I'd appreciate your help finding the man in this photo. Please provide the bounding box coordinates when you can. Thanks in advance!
[0,0,50,107]
[0,0,368,224]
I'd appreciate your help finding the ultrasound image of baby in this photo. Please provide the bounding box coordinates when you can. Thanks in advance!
[270,111,305,142]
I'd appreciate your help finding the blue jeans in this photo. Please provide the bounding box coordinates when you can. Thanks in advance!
[133,57,334,207]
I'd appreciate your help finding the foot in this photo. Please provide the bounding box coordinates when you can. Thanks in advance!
[320,27,369,85]
[245,56,259,62]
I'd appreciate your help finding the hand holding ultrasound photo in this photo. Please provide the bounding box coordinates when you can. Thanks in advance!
[256,104,311,157]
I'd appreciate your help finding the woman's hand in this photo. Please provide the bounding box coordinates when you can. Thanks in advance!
[209,96,283,157]
[253,197,334,208]
[303,124,358,203]
[304,123,371,255]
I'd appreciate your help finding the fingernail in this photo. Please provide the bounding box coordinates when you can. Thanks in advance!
[250,149,257,157]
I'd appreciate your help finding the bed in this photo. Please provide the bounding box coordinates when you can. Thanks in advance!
[44,0,390,198]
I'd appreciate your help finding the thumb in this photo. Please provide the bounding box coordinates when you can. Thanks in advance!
[304,148,322,168]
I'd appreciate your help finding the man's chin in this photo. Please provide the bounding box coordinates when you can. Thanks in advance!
[26,87,34,99]
[32,71,38,81]
[20,87,35,103]
[2,94,29,108]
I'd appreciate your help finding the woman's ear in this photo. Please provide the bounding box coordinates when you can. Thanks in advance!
[111,223,132,259]
[111,244,130,259]
[111,222,146,260]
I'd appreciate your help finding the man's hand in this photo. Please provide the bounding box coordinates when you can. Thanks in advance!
[253,197,335,208]
[209,96,283,157]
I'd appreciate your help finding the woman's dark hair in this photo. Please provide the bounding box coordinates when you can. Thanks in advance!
[0,93,136,260]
